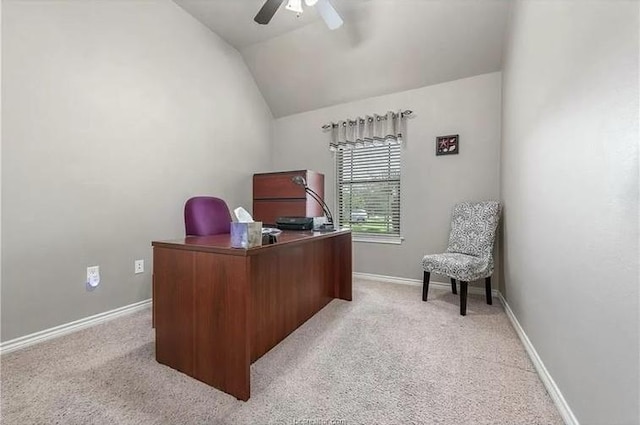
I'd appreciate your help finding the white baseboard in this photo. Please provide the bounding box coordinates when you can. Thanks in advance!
[497,293,579,425]
[0,299,151,355]
[353,272,500,297]
[354,272,578,425]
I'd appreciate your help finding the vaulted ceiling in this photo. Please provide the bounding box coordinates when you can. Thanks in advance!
[174,0,511,118]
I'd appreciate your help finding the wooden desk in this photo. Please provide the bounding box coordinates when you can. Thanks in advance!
[152,229,352,401]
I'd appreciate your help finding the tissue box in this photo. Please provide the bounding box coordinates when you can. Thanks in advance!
[230,222,263,249]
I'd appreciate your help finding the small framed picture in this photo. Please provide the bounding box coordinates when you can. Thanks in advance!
[436,135,459,156]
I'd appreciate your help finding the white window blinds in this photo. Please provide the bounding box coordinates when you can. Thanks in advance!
[337,144,401,238]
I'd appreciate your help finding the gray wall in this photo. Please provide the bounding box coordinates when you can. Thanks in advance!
[272,72,502,284]
[0,0,3,336]
[1,0,272,341]
[501,1,639,424]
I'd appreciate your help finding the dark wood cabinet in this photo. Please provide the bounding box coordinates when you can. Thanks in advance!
[253,170,325,226]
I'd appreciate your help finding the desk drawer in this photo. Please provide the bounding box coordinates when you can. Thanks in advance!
[253,172,306,199]
[253,200,307,226]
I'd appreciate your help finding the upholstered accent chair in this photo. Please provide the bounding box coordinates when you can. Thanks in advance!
[184,196,232,236]
[421,201,502,316]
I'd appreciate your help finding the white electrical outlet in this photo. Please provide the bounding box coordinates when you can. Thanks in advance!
[134,259,144,274]
[87,266,100,289]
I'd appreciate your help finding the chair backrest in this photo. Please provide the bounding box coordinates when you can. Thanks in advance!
[446,201,501,258]
[184,196,232,236]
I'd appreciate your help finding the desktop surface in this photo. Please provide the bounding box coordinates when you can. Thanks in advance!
[152,228,350,256]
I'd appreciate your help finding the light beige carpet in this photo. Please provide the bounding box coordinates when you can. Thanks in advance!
[1,279,563,424]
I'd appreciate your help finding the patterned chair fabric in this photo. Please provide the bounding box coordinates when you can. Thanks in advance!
[422,201,501,282]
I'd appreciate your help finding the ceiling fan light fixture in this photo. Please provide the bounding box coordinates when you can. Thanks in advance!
[285,0,303,14]
[254,0,342,29]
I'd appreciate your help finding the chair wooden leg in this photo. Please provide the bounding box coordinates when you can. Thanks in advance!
[460,281,468,316]
[485,276,493,305]
[450,278,457,295]
[422,271,430,301]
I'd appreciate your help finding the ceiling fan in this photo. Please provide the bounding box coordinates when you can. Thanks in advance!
[254,0,344,30]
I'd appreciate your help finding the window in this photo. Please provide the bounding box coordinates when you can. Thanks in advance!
[337,144,401,241]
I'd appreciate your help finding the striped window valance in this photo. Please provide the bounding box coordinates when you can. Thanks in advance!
[324,110,412,151]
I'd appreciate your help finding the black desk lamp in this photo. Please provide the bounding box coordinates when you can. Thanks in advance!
[291,175,335,231]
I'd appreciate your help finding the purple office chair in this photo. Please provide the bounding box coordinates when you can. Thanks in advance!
[184,196,232,236]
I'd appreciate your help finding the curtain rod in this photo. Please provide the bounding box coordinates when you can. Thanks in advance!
[321,110,413,130]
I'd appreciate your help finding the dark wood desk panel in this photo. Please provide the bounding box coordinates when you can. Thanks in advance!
[153,247,251,400]
[249,237,337,362]
[194,252,250,400]
[334,233,353,301]
[152,230,351,401]
[153,247,195,376]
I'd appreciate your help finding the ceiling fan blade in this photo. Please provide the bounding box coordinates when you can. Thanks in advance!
[254,0,285,25]
[315,0,343,30]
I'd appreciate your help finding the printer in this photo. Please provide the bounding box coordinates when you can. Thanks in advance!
[275,216,315,231]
